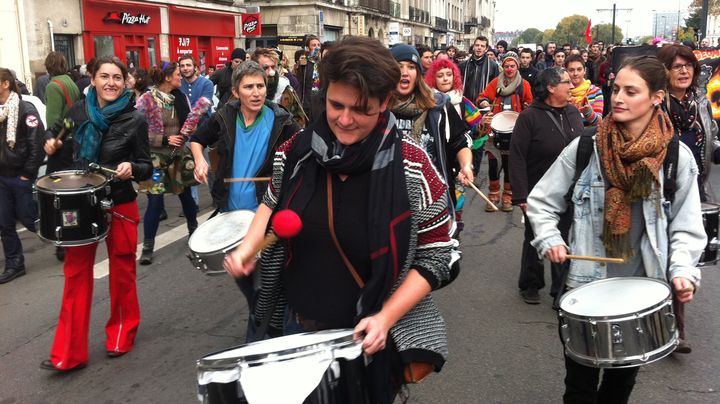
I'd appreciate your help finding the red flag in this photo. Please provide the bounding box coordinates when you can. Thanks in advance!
[585,19,592,44]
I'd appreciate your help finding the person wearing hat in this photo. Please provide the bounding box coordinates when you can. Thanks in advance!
[476,51,533,212]
[210,47,246,108]
[389,43,474,241]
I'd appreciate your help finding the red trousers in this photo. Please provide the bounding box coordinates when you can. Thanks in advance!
[50,200,140,369]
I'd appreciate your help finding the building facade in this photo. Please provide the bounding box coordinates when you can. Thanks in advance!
[2,0,494,92]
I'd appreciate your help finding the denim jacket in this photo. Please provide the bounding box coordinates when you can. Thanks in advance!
[527,136,705,289]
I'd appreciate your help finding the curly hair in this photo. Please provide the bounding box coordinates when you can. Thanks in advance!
[424,58,463,91]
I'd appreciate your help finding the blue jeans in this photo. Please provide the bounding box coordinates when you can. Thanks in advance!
[143,187,198,241]
[0,176,38,269]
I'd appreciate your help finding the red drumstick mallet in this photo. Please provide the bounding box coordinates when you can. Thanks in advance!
[246,209,303,258]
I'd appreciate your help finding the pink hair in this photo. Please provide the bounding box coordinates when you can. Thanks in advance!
[424,59,463,91]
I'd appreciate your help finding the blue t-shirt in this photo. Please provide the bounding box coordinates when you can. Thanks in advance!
[228,105,274,211]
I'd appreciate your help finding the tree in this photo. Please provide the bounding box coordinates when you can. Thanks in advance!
[686,7,702,31]
[541,29,556,45]
[533,32,545,44]
[639,35,655,45]
[593,23,624,45]
[553,15,590,46]
[691,0,720,14]
[677,26,698,42]
[511,28,542,46]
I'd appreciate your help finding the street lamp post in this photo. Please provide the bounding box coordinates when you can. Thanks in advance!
[662,16,667,39]
[653,10,657,37]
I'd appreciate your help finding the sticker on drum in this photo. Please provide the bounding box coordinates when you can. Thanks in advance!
[558,277,677,368]
[197,329,366,404]
[188,210,256,275]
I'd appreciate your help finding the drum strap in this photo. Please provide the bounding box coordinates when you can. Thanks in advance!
[544,110,571,144]
[111,210,139,225]
[326,172,365,289]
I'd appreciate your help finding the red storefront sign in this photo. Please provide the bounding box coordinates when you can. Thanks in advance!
[169,6,237,69]
[242,13,262,37]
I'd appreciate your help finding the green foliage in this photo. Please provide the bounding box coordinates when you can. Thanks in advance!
[511,28,543,47]
[639,35,655,45]
[691,0,720,14]
[677,26,697,42]
[685,7,702,30]
[552,15,590,46]
[592,23,624,45]
[542,29,556,44]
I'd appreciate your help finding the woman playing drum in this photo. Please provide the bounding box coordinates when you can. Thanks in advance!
[526,56,705,402]
[657,44,720,354]
[223,36,453,403]
[476,51,533,211]
[42,57,152,370]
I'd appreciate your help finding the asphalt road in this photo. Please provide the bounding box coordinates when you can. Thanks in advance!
[0,171,719,403]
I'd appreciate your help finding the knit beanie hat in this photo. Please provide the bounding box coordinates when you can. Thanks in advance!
[501,51,520,67]
[390,44,421,70]
[231,48,246,61]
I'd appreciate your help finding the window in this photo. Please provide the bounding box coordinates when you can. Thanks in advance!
[94,36,115,58]
[148,37,157,68]
[54,34,76,66]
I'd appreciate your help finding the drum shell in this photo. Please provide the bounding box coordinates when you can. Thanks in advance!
[34,175,110,246]
[699,202,720,266]
[199,355,370,404]
[491,130,512,151]
[189,240,242,275]
[559,280,677,368]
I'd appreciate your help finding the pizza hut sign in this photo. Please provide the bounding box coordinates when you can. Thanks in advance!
[103,11,151,25]
[242,13,262,37]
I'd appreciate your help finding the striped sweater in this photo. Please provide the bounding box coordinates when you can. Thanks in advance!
[255,129,453,370]
[571,81,604,127]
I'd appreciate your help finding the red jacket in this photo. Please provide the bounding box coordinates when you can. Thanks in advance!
[475,76,533,114]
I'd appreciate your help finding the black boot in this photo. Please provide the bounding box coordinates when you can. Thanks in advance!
[159,208,168,221]
[0,267,26,284]
[55,247,65,262]
[188,221,198,236]
[140,240,154,265]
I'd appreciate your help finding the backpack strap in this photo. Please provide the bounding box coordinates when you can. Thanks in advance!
[663,133,680,203]
[52,79,73,109]
[564,126,597,204]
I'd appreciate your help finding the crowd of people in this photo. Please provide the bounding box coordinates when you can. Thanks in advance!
[0,32,716,403]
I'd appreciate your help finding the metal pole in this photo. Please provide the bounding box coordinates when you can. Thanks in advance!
[654,11,657,37]
[701,0,710,40]
[611,3,616,44]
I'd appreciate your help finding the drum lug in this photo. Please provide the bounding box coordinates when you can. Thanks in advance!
[559,322,570,343]
[55,226,62,240]
[709,237,720,252]
[665,313,677,333]
[90,193,97,206]
[91,223,99,237]
[53,196,60,209]
[611,324,623,344]
[101,199,114,210]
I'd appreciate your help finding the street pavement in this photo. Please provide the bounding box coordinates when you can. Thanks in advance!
[1,171,719,403]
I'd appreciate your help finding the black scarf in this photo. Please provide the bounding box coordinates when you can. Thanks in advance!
[277,110,411,321]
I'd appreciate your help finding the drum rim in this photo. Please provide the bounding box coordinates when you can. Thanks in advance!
[701,202,720,212]
[35,170,109,194]
[36,229,110,246]
[558,277,671,320]
[564,332,678,368]
[188,210,255,254]
[197,329,358,370]
[490,110,520,133]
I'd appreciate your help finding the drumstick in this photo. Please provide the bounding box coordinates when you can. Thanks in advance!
[236,210,302,264]
[88,163,134,179]
[223,177,272,183]
[467,182,499,211]
[55,118,75,142]
[565,254,625,264]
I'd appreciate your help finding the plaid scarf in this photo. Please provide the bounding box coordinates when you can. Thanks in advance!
[596,108,674,259]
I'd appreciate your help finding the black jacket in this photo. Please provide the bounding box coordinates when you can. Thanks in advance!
[47,100,153,205]
[210,65,234,108]
[519,66,539,87]
[458,55,499,101]
[296,61,317,123]
[0,100,45,180]
[509,101,584,204]
[190,100,301,210]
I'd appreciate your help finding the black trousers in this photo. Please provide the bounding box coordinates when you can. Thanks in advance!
[563,355,639,404]
[519,210,571,296]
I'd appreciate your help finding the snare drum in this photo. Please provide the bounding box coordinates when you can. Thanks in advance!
[34,171,111,246]
[558,277,677,368]
[197,329,369,404]
[699,202,720,266]
[489,111,519,152]
[188,210,255,275]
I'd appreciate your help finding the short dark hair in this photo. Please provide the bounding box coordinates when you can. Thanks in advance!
[533,66,566,100]
[129,67,149,93]
[0,68,21,95]
[178,55,196,66]
[45,52,68,76]
[92,56,128,81]
[554,49,567,57]
[232,60,266,88]
[416,44,432,55]
[565,54,585,68]
[319,36,399,112]
[519,48,534,57]
[657,44,700,89]
[475,36,489,44]
[619,56,668,94]
[305,34,320,48]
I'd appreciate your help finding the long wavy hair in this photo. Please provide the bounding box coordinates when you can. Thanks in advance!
[424,59,462,92]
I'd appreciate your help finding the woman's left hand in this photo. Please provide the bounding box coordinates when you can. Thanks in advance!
[354,313,391,355]
[115,162,133,180]
[457,164,474,186]
[672,277,695,303]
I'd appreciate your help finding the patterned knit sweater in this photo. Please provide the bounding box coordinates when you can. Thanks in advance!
[254,130,453,370]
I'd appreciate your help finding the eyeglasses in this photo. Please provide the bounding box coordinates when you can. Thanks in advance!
[670,63,694,72]
[558,79,572,85]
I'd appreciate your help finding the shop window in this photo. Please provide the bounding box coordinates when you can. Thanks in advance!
[54,34,76,67]
[94,36,115,58]
[148,37,157,67]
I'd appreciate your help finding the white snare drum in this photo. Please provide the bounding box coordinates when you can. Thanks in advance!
[558,277,677,368]
[188,210,255,275]
[197,329,369,404]
[489,110,519,152]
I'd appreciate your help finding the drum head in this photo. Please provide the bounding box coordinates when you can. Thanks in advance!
[202,329,355,362]
[36,171,107,191]
[560,277,670,317]
[701,202,720,213]
[490,111,519,133]
[189,210,255,254]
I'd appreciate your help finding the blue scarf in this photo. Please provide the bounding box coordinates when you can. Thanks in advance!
[74,86,132,162]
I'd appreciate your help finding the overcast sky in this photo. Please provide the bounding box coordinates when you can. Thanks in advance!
[494,0,695,38]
